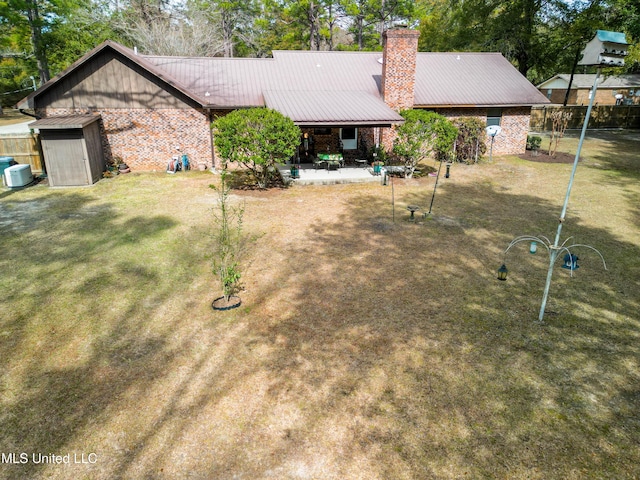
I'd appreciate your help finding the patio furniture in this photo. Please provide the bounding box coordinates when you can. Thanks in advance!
[355,159,368,168]
[317,153,344,171]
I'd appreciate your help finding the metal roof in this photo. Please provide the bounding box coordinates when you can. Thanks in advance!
[538,74,640,89]
[414,53,549,107]
[18,41,208,109]
[20,40,549,122]
[263,90,404,126]
[29,114,101,129]
[143,49,548,110]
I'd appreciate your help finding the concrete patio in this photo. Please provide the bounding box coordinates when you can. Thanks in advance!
[279,163,383,185]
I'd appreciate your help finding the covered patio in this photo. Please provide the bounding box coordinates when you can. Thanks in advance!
[279,163,383,185]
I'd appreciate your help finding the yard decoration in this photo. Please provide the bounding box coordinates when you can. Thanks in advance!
[210,170,246,310]
[212,108,300,189]
[393,110,457,178]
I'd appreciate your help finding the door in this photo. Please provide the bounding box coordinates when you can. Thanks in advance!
[340,128,358,150]
[42,131,89,186]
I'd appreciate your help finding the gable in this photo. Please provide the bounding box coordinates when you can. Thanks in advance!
[34,47,201,110]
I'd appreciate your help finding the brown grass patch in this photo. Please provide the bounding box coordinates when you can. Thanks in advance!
[1,131,640,479]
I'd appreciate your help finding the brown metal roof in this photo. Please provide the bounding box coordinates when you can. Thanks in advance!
[264,90,403,126]
[414,53,550,107]
[18,41,208,109]
[29,114,101,129]
[143,50,548,110]
[20,40,549,123]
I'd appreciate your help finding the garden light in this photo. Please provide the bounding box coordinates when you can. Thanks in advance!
[497,264,508,281]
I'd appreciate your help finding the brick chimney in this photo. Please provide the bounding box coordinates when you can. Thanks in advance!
[381,28,420,112]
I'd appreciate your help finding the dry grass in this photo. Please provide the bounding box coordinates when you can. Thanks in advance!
[0,110,32,127]
[1,130,639,479]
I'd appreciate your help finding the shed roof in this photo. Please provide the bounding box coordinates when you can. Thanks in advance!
[29,114,101,129]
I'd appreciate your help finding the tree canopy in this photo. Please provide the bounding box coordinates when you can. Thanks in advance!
[1,0,638,106]
[392,109,457,178]
[212,108,300,188]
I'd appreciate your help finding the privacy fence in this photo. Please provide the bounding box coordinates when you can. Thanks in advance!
[0,132,43,173]
[531,105,640,131]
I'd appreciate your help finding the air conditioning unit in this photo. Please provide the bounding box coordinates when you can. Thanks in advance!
[4,164,33,188]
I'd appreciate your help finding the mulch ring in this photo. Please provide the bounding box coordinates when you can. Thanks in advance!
[518,150,578,164]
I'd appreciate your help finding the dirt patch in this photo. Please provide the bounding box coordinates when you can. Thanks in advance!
[518,150,578,164]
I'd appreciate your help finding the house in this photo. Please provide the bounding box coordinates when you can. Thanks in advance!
[538,74,640,105]
[18,29,549,172]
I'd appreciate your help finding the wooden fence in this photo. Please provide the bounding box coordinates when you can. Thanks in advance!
[0,133,43,173]
[531,105,640,131]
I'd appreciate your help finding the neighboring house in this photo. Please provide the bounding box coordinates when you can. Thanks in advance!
[18,29,548,171]
[538,74,640,106]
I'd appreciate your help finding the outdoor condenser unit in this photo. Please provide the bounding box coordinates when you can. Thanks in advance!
[4,164,33,188]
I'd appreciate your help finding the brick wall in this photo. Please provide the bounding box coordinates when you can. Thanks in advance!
[432,107,531,156]
[39,107,213,171]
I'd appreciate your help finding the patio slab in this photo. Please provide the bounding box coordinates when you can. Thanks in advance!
[279,164,382,185]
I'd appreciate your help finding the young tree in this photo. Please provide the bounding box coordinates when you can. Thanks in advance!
[210,170,245,303]
[392,109,457,178]
[212,108,300,188]
[548,109,573,157]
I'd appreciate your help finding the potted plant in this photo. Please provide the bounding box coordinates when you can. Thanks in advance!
[369,145,387,175]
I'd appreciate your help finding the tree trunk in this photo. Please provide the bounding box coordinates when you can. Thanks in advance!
[564,47,581,106]
[25,0,50,84]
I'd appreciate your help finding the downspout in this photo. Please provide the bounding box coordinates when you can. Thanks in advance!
[19,109,40,119]
[207,109,217,171]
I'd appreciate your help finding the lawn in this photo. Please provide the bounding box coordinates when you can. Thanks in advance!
[1,130,639,479]
[0,110,32,127]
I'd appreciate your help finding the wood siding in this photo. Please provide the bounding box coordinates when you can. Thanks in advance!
[0,133,43,173]
[38,50,198,110]
[40,125,105,186]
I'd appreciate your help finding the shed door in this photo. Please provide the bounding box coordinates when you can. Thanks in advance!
[42,131,89,186]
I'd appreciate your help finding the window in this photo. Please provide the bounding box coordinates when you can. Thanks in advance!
[486,108,502,127]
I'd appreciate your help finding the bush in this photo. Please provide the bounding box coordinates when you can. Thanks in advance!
[393,110,457,178]
[454,117,487,164]
[212,108,300,188]
[527,135,542,151]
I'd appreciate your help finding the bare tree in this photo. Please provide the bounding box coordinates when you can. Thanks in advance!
[115,4,224,56]
[548,110,573,157]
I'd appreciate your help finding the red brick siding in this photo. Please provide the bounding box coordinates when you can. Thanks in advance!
[381,29,420,113]
[38,107,214,171]
[432,107,531,156]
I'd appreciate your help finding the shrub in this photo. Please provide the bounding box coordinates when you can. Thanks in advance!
[393,110,457,178]
[212,108,300,188]
[454,117,487,164]
[527,135,542,151]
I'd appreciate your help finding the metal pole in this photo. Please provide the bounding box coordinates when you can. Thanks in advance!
[428,160,443,215]
[538,68,601,322]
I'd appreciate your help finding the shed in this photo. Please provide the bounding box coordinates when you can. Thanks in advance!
[30,115,105,187]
